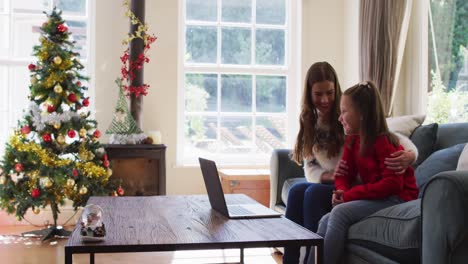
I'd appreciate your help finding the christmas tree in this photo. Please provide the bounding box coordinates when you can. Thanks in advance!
[0,8,120,239]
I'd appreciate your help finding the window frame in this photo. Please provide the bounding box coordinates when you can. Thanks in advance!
[0,0,94,155]
[177,0,301,166]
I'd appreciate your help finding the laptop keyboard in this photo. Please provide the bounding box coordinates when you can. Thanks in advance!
[228,205,255,215]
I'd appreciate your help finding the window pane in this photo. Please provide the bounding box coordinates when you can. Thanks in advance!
[0,15,8,57]
[0,66,7,111]
[186,26,217,63]
[12,15,42,58]
[256,75,286,112]
[56,0,86,16]
[256,0,285,25]
[67,20,87,60]
[0,0,6,13]
[10,66,30,122]
[0,111,8,156]
[184,115,218,157]
[222,0,251,23]
[12,0,48,14]
[220,116,253,153]
[186,73,217,112]
[256,29,285,65]
[221,27,251,64]
[256,116,286,152]
[186,0,217,22]
[221,74,252,112]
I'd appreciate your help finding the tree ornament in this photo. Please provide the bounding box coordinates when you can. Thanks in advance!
[79,186,88,195]
[66,178,75,187]
[57,134,66,144]
[53,56,62,65]
[93,130,101,139]
[14,163,24,173]
[42,133,52,142]
[31,76,38,84]
[79,128,87,138]
[68,93,77,102]
[21,125,31,135]
[72,168,79,178]
[53,122,61,129]
[103,160,110,168]
[107,168,113,177]
[82,98,90,107]
[54,84,63,93]
[39,36,45,42]
[117,186,124,196]
[0,176,6,185]
[31,188,40,198]
[33,207,41,214]
[76,81,82,87]
[68,130,76,138]
[28,64,36,71]
[57,24,68,33]
[47,105,55,113]
[41,177,53,188]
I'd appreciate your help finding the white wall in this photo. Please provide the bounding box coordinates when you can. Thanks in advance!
[94,0,347,194]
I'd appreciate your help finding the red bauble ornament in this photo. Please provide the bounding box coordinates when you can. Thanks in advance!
[117,186,125,196]
[82,98,90,107]
[103,154,108,161]
[14,163,24,173]
[72,169,79,178]
[21,125,31,135]
[57,24,68,33]
[103,160,110,168]
[68,93,77,102]
[93,130,101,138]
[47,105,55,113]
[42,133,52,142]
[28,64,36,71]
[76,81,82,87]
[31,188,40,198]
[68,130,76,138]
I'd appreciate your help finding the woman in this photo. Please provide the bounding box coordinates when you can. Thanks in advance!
[283,62,417,264]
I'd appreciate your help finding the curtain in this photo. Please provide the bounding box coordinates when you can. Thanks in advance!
[359,0,413,116]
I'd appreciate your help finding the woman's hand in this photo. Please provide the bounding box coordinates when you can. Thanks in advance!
[320,172,335,184]
[332,190,344,207]
[384,150,416,174]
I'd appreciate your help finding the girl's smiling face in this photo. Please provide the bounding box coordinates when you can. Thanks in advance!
[339,95,361,135]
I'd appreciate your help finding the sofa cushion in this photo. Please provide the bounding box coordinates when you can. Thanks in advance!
[348,199,421,264]
[415,143,466,197]
[281,177,307,206]
[457,143,468,171]
[386,114,425,137]
[409,123,438,167]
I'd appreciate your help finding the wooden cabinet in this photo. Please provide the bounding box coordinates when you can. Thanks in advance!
[218,169,270,207]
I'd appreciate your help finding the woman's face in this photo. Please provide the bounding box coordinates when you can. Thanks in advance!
[311,81,335,117]
[339,95,361,135]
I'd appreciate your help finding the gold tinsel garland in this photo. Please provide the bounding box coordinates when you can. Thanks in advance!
[10,135,71,168]
[76,162,107,180]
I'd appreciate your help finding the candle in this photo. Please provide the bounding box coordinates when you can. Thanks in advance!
[148,130,162,144]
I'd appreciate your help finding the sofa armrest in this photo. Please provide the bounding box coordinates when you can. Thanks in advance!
[270,149,305,209]
[421,170,468,264]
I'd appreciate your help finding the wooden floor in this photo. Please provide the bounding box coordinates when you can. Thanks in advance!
[0,226,283,264]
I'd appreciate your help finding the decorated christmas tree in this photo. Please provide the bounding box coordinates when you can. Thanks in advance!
[0,8,120,239]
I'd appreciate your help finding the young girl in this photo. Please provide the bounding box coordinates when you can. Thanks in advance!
[283,63,417,264]
[316,81,419,264]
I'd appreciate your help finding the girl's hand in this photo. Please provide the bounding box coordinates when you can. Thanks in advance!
[384,150,415,174]
[334,160,348,177]
[332,190,344,207]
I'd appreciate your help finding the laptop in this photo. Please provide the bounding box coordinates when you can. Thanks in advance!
[198,157,282,219]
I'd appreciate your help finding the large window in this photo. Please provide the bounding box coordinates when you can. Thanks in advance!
[180,0,297,165]
[427,0,468,123]
[0,0,91,156]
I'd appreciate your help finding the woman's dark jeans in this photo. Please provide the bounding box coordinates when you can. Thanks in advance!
[282,182,333,264]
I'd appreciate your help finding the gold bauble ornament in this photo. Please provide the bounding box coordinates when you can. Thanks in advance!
[79,186,88,195]
[66,178,75,187]
[0,175,6,184]
[53,122,61,129]
[79,128,87,138]
[54,84,63,93]
[39,36,45,42]
[57,134,66,144]
[107,168,113,177]
[43,178,53,188]
[33,207,40,214]
[31,76,38,84]
[53,56,62,65]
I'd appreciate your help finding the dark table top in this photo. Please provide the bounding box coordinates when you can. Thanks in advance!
[65,194,322,254]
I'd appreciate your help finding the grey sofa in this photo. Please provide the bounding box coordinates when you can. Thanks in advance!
[270,122,468,264]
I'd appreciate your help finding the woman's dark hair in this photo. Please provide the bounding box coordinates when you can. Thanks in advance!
[292,62,344,164]
[343,81,399,155]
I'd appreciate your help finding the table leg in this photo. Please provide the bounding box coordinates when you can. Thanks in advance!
[240,248,244,264]
[90,253,95,264]
[316,243,323,264]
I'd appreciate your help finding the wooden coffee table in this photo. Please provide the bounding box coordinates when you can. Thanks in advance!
[65,194,323,264]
